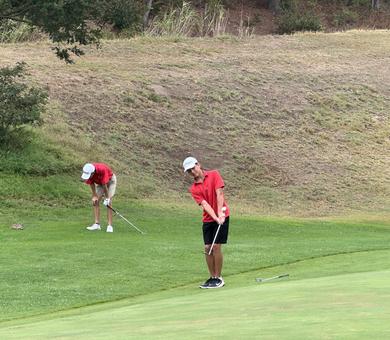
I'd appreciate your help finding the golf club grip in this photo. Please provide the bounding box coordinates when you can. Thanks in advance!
[107,205,116,213]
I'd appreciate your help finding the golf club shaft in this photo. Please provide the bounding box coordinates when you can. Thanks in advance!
[107,205,146,234]
[256,274,289,282]
[206,207,227,256]
[207,223,222,255]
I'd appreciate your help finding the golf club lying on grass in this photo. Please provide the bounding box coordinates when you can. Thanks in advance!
[204,207,227,256]
[255,274,289,283]
[106,205,146,234]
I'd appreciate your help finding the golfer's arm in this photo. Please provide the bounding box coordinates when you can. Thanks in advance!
[200,200,219,223]
[90,184,97,196]
[216,188,225,216]
[102,184,110,198]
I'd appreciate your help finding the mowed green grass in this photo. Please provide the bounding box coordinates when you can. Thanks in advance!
[1,251,390,339]
[1,201,390,338]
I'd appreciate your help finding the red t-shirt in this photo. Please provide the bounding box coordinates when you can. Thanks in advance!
[190,170,230,222]
[86,163,113,185]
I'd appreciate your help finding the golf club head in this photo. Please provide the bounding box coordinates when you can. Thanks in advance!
[255,274,289,283]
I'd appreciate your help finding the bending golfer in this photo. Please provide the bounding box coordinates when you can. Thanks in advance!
[183,156,230,289]
[81,163,117,233]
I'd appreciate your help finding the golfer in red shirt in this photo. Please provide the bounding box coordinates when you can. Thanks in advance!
[81,163,117,233]
[183,156,230,289]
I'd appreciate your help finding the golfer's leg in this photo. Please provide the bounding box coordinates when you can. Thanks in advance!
[93,202,100,224]
[205,245,215,277]
[107,180,115,226]
[212,244,223,277]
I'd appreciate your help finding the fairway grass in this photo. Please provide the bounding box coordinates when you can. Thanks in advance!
[2,202,390,321]
[1,203,390,338]
[1,250,390,339]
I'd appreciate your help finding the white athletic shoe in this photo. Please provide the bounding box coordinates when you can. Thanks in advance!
[86,223,101,231]
[106,225,113,233]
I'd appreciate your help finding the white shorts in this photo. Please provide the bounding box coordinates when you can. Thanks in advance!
[96,174,117,198]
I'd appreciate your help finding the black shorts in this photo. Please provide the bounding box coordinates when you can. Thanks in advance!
[203,217,229,245]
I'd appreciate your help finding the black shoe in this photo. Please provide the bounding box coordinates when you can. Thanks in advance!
[207,277,224,289]
[199,277,213,289]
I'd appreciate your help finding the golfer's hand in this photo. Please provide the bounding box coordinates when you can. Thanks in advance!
[218,216,226,225]
[92,196,99,205]
[103,198,110,207]
[218,207,226,225]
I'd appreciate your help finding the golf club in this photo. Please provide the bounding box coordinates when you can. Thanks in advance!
[106,205,146,234]
[255,273,289,283]
[204,207,226,256]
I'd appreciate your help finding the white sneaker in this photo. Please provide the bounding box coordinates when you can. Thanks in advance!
[86,223,101,231]
[106,225,113,233]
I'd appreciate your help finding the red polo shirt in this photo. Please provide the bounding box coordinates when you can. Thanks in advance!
[190,170,230,222]
[86,163,113,185]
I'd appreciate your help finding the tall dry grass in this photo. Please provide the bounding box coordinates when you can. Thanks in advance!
[145,0,229,37]
[0,20,44,43]
[145,1,198,37]
[198,0,229,37]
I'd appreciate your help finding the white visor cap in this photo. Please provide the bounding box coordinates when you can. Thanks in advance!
[183,157,198,172]
[81,163,95,180]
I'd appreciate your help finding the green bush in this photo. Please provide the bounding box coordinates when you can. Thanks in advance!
[277,11,323,34]
[101,0,143,32]
[280,0,298,12]
[0,62,47,145]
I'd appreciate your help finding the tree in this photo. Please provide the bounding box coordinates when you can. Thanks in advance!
[0,0,104,63]
[0,62,47,143]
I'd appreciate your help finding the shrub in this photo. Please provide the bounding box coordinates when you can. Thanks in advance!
[277,11,323,34]
[333,9,359,27]
[100,0,143,32]
[0,62,47,145]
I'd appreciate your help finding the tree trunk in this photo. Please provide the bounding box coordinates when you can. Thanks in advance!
[267,0,281,14]
[143,0,153,29]
[372,0,380,9]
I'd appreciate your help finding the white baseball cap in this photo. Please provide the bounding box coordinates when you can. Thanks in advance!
[81,163,95,180]
[183,157,198,172]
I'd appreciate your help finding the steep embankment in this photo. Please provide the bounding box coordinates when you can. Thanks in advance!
[0,30,389,215]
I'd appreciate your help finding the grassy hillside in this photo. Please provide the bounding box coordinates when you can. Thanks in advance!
[1,30,390,215]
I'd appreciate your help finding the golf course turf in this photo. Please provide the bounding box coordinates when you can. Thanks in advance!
[1,203,390,338]
[1,251,390,339]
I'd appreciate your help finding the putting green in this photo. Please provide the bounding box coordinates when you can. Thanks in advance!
[1,250,390,339]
